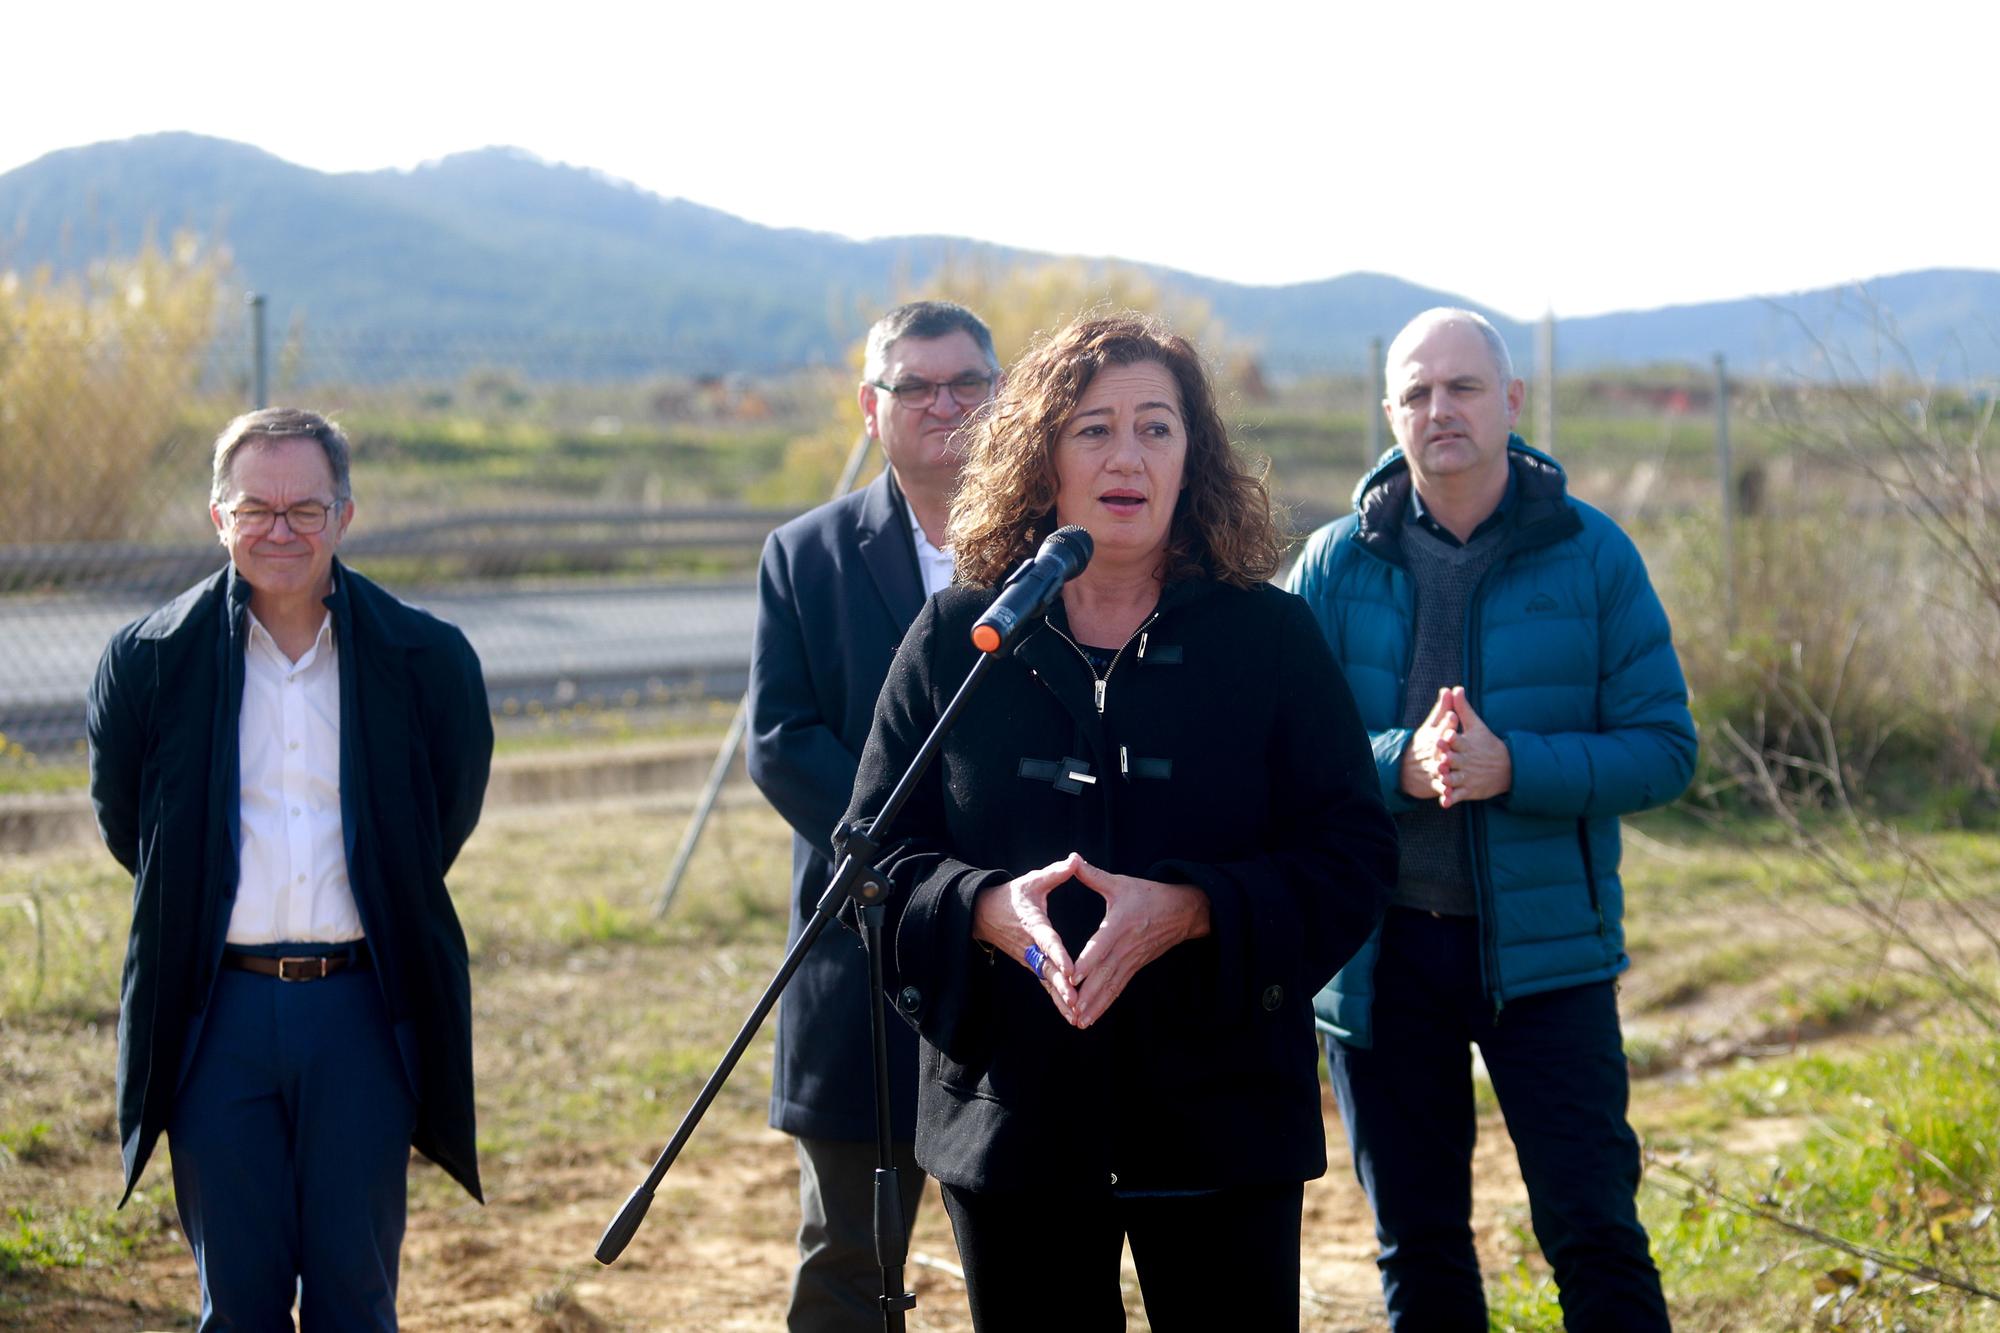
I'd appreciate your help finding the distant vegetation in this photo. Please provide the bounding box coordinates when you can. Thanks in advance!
[0,233,230,543]
[1,217,1996,1327]
[4,233,1996,823]
[7,133,1999,378]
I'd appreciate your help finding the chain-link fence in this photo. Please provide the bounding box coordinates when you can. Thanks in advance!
[4,295,1950,768]
[1,312,870,754]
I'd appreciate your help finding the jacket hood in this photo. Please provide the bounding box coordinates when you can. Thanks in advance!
[1351,435,1578,561]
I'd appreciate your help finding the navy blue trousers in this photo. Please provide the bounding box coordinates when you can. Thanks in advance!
[1327,908,1670,1332]
[168,950,416,1331]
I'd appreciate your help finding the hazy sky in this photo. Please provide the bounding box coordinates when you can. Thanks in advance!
[3,0,1990,320]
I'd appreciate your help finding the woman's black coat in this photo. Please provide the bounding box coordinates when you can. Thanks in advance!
[842,578,1396,1195]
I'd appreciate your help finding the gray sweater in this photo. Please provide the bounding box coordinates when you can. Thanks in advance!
[1392,510,1508,915]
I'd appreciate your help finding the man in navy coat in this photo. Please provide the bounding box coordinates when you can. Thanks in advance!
[747,301,999,1331]
[87,408,491,1330]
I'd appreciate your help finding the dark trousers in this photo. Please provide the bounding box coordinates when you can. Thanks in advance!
[1327,908,1670,1332]
[168,958,416,1332]
[940,1180,1304,1332]
[787,1135,928,1333]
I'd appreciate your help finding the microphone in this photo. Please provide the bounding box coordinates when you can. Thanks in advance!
[970,525,1094,655]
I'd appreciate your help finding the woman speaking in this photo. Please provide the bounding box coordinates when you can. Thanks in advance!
[844,312,1396,1329]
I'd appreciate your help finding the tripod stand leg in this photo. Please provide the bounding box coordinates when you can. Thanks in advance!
[859,902,916,1329]
[598,651,995,1274]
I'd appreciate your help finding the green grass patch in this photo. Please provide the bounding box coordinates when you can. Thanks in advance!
[0,1121,56,1167]
[1643,1038,2000,1330]
[559,894,660,948]
[346,416,799,509]
[0,861,130,1021]
[1487,1266,1567,1331]
[6,733,1996,1326]
[1772,970,1937,1033]
[0,758,88,797]
[1617,810,1809,919]
[0,729,87,795]
[1636,940,1788,1012]
[1620,811,2000,947]
[0,1202,156,1276]
[489,701,735,755]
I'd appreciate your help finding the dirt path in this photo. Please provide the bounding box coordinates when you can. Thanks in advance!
[0,797,1750,1331]
[391,1109,1403,1332]
[3,1013,1527,1331]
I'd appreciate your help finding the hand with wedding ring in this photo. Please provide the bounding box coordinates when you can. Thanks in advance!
[972,854,1082,1024]
[972,853,1210,1029]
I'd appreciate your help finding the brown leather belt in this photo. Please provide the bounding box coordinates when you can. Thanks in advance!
[222,947,369,982]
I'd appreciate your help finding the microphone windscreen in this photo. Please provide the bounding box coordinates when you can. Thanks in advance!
[1043,525,1094,572]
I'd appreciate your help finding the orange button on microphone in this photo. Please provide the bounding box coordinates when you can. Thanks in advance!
[971,624,1002,653]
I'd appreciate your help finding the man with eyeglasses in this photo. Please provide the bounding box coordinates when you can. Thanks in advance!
[86,407,493,1329]
[747,300,1000,1330]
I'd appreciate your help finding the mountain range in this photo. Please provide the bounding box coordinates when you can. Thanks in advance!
[4,133,1995,381]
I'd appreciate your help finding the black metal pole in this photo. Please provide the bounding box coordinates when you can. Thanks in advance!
[653,429,876,917]
[860,900,914,1329]
[247,292,268,409]
[596,647,1003,1310]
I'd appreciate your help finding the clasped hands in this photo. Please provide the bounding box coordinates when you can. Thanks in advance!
[1400,685,1512,808]
[972,852,1210,1029]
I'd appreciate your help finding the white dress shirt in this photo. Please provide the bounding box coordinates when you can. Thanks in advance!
[908,506,955,600]
[226,607,363,945]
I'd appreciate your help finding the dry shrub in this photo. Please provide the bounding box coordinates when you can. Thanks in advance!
[0,234,228,543]
[749,256,1240,507]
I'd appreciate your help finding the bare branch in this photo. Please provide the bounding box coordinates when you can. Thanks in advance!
[1646,1157,2000,1303]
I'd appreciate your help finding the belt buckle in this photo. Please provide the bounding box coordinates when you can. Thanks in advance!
[277,956,329,982]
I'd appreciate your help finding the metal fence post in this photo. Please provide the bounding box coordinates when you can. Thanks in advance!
[1537,312,1556,452]
[653,429,876,917]
[1365,337,1384,466]
[247,292,268,409]
[1715,352,1737,641]
[653,700,751,918]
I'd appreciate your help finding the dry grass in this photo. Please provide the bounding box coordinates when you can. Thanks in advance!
[1,796,1382,1330]
[4,798,1995,1330]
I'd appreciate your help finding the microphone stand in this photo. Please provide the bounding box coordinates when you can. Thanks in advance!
[596,645,1005,1331]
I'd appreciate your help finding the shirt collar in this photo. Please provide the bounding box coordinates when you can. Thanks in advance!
[245,607,336,669]
[1408,464,1516,548]
[907,503,946,560]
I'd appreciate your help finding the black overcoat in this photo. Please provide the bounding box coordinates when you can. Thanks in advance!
[86,561,492,1203]
[746,470,924,1141]
[843,578,1397,1195]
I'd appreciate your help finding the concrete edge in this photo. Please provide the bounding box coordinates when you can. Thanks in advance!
[0,737,754,857]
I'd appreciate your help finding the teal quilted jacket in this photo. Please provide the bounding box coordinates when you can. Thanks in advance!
[1285,439,1696,1047]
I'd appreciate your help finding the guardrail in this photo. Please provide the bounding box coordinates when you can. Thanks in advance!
[0,505,807,593]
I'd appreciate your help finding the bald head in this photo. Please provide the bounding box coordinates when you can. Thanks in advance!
[1386,308,1514,386]
[1381,308,1525,524]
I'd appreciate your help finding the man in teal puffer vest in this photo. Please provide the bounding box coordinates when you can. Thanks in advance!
[1287,309,1695,1331]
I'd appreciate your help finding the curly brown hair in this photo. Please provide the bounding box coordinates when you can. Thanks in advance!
[947,311,1284,588]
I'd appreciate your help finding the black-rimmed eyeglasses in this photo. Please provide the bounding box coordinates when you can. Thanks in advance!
[867,374,994,409]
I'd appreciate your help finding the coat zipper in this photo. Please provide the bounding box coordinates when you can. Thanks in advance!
[1463,545,1508,1021]
[1041,611,1161,872]
[1577,820,1604,931]
[1046,611,1160,717]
